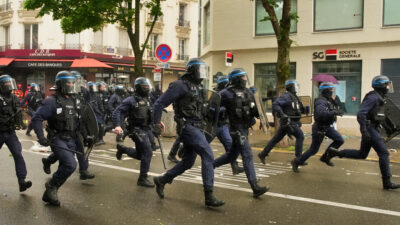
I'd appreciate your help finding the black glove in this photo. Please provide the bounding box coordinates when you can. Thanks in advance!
[152,124,163,137]
[38,136,51,147]
[361,128,371,142]
[332,109,344,117]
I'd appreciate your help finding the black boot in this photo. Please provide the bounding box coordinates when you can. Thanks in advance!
[151,143,160,151]
[25,129,32,137]
[42,157,51,174]
[258,152,267,165]
[116,144,127,160]
[80,170,95,180]
[250,181,269,198]
[137,174,155,187]
[320,147,340,166]
[291,158,300,173]
[18,178,32,192]
[168,153,180,163]
[204,186,225,207]
[42,179,60,206]
[383,177,400,190]
[231,161,245,175]
[154,176,168,198]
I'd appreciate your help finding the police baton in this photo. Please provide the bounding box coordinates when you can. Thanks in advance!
[155,135,167,170]
[49,143,84,155]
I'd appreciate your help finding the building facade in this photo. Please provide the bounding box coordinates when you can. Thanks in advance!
[200,0,400,135]
[0,0,199,96]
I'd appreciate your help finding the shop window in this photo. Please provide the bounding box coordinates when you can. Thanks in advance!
[254,63,296,111]
[312,61,362,115]
[314,0,363,31]
[24,24,38,49]
[383,0,400,26]
[255,0,297,36]
[203,3,210,46]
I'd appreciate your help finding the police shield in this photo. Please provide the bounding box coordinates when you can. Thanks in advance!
[253,91,269,134]
[81,103,99,159]
[299,96,313,124]
[383,98,400,142]
[202,89,221,140]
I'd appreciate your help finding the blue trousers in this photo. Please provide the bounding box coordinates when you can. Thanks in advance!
[50,137,82,186]
[164,125,214,188]
[169,136,182,156]
[216,125,233,154]
[214,129,257,184]
[125,128,153,176]
[47,137,88,172]
[299,124,344,164]
[340,126,391,178]
[263,124,304,157]
[0,131,27,179]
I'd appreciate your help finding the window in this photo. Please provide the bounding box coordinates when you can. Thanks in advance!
[0,26,10,51]
[255,0,297,36]
[148,34,159,58]
[313,61,362,115]
[314,0,363,31]
[254,63,296,111]
[178,39,188,61]
[64,33,80,49]
[118,28,130,56]
[178,3,187,26]
[381,59,400,106]
[203,3,210,46]
[93,30,103,53]
[24,24,38,49]
[383,0,400,26]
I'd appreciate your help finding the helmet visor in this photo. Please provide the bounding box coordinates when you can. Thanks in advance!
[0,77,17,92]
[294,83,300,93]
[90,85,98,92]
[198,64,207,79]
[387,81,394,93]
[63,79,77,94]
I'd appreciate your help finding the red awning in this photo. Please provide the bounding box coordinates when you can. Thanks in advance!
[71,58,113,68]
[0,58,14,67]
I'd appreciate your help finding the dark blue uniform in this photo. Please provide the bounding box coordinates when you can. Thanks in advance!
[339,91,391,178]
[260,92,305,159]
[296,96,344,166]
[153,80,215,188]
[108,93,123,113]
[213,88,258,183]
[32,94,84,187]
[112,96,154,179]
[21,91,43,135]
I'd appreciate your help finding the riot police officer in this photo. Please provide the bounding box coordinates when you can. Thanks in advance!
[41,71,95,181]
[21,83,44,136]
[291,82,344,172]
[0,75,32,192]
[150,82,163,103]
[109,85,125,142]
[112,77,155,187]
[152,58,225,207]
[258,80,306,164]
[325,75,400,189]
[213,68,269,198]
[32,71,83,206]
[97,82,110,138]
[88,82,105,146]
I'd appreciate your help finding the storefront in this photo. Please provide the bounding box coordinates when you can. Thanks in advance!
[381,59,400,107]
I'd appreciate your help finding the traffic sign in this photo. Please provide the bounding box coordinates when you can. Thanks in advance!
[155,68,162,73]
[155,44,172,63]
[154,73,162,81]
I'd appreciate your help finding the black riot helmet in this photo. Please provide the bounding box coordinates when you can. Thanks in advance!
[30,83,40,92]
[0,75,17,94]
[372,75,393,95]
[319,82,336,99]
[97,81,107,92]
[228,68,248,89]
[216,75,229,91]
[88,82,98,93]
[285,79,299,94]
[55,71,77,95]
[134,77,153,97]
[114,85,124,95]
[183,58,207,84]
[127,87,134,95]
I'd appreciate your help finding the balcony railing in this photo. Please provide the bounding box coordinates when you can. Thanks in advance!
[0,45,11,52]
[62,43,81,50]
[118,47,132,56]
[178,19,190,27]
[177,54,189,61]
[0,2,12,12]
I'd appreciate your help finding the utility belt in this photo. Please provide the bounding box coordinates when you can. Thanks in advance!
[175,117,203,135]
[367,120,382,130]
[127,126,151,143]
[46,127,77,141]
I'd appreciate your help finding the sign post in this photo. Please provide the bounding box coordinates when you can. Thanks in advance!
[155,44,172,90]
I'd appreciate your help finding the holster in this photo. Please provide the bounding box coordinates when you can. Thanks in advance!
[230,130,247,146]
[128,128,144,143]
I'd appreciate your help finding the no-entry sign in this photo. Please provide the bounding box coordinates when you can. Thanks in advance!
[156,44,172,63]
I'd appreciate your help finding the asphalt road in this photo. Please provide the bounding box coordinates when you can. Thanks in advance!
[0,130,399,225]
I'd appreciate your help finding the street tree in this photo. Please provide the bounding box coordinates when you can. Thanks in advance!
[24,0,163,77]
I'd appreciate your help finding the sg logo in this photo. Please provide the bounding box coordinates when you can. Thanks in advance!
[313,52,324,59]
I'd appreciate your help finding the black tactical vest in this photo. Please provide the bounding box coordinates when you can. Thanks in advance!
[367,91,386,125]
[173,79,206,122]
[284,92,303,122]
[228,87,255,130]
[0,94,18,129]
[28,91,43,111]
[314,96,337,125]
[127,95,153,128]
[49,94,79,134]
